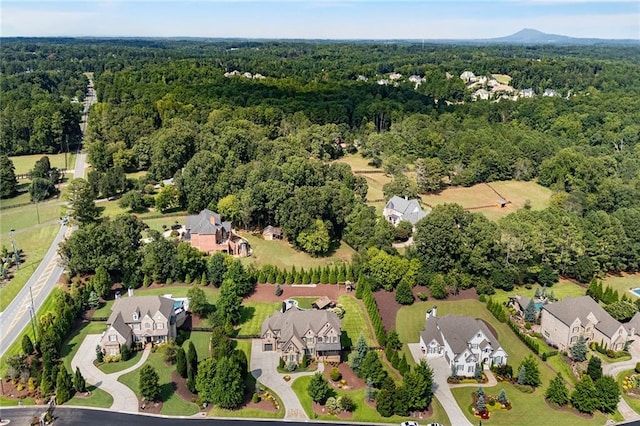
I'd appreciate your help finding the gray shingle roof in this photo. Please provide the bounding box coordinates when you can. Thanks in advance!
[542,296,623,339]
[385,196,428,225]
[422,314,501,355]
[626,312,640,335]
[185,209,231,235]
[262,308,341,344]
[110,312,132,340]
[107,295,174,325]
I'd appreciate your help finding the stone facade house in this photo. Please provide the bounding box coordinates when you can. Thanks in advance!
[100,295,184,356]
[540,296,630,351]
[383,195,428,227]
[261,308,341,365]
[419,307,508,376]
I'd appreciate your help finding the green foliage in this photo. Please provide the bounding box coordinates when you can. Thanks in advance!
[55,365,74,404]
[498,388,508,405]
[195,357,217,402]
[571,335,588,362]
[603,300,638,321]
[546,373,569,406]
[0,156,18,198]
[518,355,541,387]
[594,375,620,414]
[187,284,208,317]
[375,389,395,417]
[395,280,414,305]
[96,345,104,363]
[139,365,161,401]
[176,347,187,378]
[571,375,597,414]
[361,280,386,346]
[329,367,341,381]
[349,333,369,375]
[307,372,331,404]
[507,318,539,354]
[524,298,537,323]
[429,274,448,299]
[360,351,387,388]
[21,334,34,355]
[211,356,245,409]
[587,356,602,382]
[486,298,507,323]
[90,266,111,298]
[296,219,331,256]
[66,178,101,225]
[74,367,86,393]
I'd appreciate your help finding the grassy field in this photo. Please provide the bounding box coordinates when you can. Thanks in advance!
[0,396,35,406]
[66,385,114,408]
[0,187,31,209]
[98,351,143,374]
[421,180,552,221]
[143,216,187,233]
[397,299,613,425]
[182,331,212,360]
[0,199,65,233]
[490,280,587,306]
[291,297,315,309]
[61,321,107,371]
[9,153,77,175]
[291,374,450,424]
[338,295,376,347]
[491,74,512,85]
[237,302,281,336]
[238,232,355,270]
[93,286,219,318]
[600,274,640,299]
[118,351,199,416]
[618,370,640,415]
[0,224,60,311]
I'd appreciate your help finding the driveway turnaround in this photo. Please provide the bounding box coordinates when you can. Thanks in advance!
[72,334,151,413]
[250,339,323,420]
[603,340,640,422]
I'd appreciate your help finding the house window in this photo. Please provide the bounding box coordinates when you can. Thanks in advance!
[133,312,139,321]
[494,356,502,364]
[572,327,579,333]
[133,323,141,330]
[468,365,474,373]
[156,323,164,330]
[570,336,578,344]
[307,337,313,343]
[109,348,117,356]
[109,335,117,342]
[264,343,273,351]
[145,322,151,329]
[333,336,338,343]
[317,336,323,343]
[585,327,590,332]
[457,365,464,371]
[477,333,482,337]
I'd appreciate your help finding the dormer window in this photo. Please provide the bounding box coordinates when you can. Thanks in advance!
[133,311,139,321]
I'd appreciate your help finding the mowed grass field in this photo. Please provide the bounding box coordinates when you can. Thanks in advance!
[491,73,512,84]
[9,153,77,175]
[238,232,355,270]
[599,273,640,299]
[0,199,66,233]
[421,180,553,221]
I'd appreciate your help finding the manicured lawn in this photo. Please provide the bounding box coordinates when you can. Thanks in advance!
[98,351,143,374]
[0,188,31,208]
[181,331,212,360]
[208,404,284,419]
[618,370,640,415]
[292,297,315,309]
[93,286,219,318]
[0,396,35,406]
[451,381,608,426]
[118,352,199,416]
[338,295,376,347]
[291,375,450,424]
[492,73,512,84]
[143,216,187,233]
[238,231,355,270]
[9,153,76,175]
[334,154,379,171]
[234,339,252,365]
[66,385,113,408]
[601,273,640,299]
[0,224,60,311]
[490,280,587,306]
[237,302,281,336]
[0,199,65,233]
[61,321,107,372]
[421,180,552,221]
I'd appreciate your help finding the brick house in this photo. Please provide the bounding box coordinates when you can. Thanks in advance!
[184,209,248,255]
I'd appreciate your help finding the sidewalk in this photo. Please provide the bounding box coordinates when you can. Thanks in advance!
[71,334,151,413]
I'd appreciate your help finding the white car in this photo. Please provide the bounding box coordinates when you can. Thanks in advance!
[400,422,419,426]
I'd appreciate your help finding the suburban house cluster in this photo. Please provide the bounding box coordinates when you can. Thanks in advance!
[419,307,508,375]
[183,209,249,256]
[383,195,429,228]
[99,292,188,356]
[460,70,560,102]
[540,296,632,352]
[261,305,342,365]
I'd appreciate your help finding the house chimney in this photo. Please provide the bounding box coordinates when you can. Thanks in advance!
[404,195,408,200]
[431,305,437,317]
[128,287,134,297]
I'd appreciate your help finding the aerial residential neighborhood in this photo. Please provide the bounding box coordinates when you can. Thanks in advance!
[1,3,640,426]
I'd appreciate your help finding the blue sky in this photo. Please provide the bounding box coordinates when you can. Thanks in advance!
[1,1,638,39]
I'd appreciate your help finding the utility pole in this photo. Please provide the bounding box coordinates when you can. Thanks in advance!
[29,286,38,341]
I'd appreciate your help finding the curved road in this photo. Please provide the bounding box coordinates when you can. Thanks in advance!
[0,78,94,357]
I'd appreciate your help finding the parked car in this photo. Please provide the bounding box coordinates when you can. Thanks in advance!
[425,423,444,426]
[400,422,419,426]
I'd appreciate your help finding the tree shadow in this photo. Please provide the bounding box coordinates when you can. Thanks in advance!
[238,305,256,328]
[340,330,352,352]
[160,381,177,403]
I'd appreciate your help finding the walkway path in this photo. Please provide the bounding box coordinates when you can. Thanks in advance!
[249,339,323,420]
[72,334,151,413]
[603,340,640,422]
[408,343,472,426]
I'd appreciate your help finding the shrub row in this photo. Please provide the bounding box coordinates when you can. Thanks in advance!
[361,280,387,346]
[257,264,353,285]
[507,319,540,355]
[486,298,508,323]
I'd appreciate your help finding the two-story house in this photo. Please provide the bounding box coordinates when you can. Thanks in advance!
[419,307,508,376]
[383,195,428,227]
[540,296,629,351]
[261,308,341,365]
[100,295,182,356]
[184,209,249,256]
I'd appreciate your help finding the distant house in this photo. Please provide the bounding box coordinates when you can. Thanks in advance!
[184,209,249,256]
[540,296,630,351]
[543,88,558,97]
[472,88,490,101]
[388,72,402,81]
[312,296,333,310]
[262,225,282,241]
[261,308,342,365]
[99,294,186,356]
[519,88,535,98]
[419,307,508,375]
[383,195,428,227]
[460,71,477,83]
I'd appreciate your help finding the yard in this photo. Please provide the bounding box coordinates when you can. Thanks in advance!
[238,231,355,270]
[291,374,450,424]
[600,273,640,299]
[338,295,377,347]
[236,302,281,336]
[66,385,114,408]
[61,321,107,372]
[0,199,65,234]
[618,370,640,415]
[490,280,587,306]
[9,153,77,175]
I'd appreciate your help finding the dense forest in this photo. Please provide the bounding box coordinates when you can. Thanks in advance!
[2,38,639,293]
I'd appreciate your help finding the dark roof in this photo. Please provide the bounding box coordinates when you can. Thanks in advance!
[316,342,342,351]
[422,314,502,355]
[385,195,428,225]
[108,295,174,325]
[262,308,341,344]
[185,209,231,235]
[110,312,132,339]
[542,296,623,338]
[313,296,332,310]
[626,312,640,335]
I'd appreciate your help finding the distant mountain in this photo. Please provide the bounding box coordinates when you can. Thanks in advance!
[485,28,639,45]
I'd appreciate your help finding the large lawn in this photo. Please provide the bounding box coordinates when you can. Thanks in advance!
[238,232,355,270]
[237,302,281,336]
[0,224,60,311]
[0,199,65,233]
[66,385,113,408]
[338,295,376,347]
[291,374,450,424]
[421,180,552,221]
[601,273,640,299]
[490,280,587,306]
[9,153,77,175]
[93,286,219,318]
[98,351,143,374]
[118,351,199,416]
[181,331,212,360]
[451,381,608,426]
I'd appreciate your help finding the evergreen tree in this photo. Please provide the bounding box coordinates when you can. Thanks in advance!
[571,336,588,362]
[311,268,320,284]
[0,155,18,198]
[375,389,395,417]
[474,363,483,380]
[571,375,597,414]
[337,265,346,283]
[498,388,508,405]
[398,354,410,376]
[139,365,161,401]
[520,355,541,387]
[211,357,245,409]
[349,334,369,375]
[328,268,337,284]
[176,347,187,378]
[546,373,569,406]
[55,365,74,404]
[524,298,537,323]
[74,367,86,393]
[394,386,410,416]
[355,272,365,299]
[22,335,34,355]
[477,394,486,412]
[360,351,387,387]
[187,341,198,378]
[517,365,526,385]
[346,265,353,282]
[95,345,104,363]
[320,268,329,284]
[307,372,330,404]
[587,356,602,382]
[595,375,621,414]
[395,280,415,305]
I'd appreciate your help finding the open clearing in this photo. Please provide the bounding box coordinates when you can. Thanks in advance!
[421,180,552,221]
[600,273,640,298]
[9,153,77,175]
[491,73,512,84]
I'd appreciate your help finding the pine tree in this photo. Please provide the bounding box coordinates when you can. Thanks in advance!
[74,367,86,393]
[349,334,369,375]
[55,365,74,404]
[571,336,588,362]
[571,375,597,414]
[307,372,330,403]
[476,394,486,412]
[545,373,569,406]
[258,270,266,284]
[176,347,187,378]
[474,363,483,380]
[594,375,621,414]
[498,388,508,405]
[320,268,329,284]
[524,298,537,323]
[395,280,414,305]
[22,335,34,354]
[355,272,365,299]
[337,265,346,283]
[517,365,526,385]
[346,265,353,282]
[139,365,161,401]
[375,389,395,417]
[520,355,541,387]
[312,268,320,284]
[586,356,602,381]
[328,268,337,284]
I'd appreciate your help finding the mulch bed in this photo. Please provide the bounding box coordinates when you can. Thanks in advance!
[312,401,353,419]
[172,371,196,405]
[138,397,163,415]
[323,363,365,390]
[0,378,43,403]
[244,283,350,303]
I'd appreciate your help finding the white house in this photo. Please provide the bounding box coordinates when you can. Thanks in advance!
[383,195,428,227]
[419,307,508,376]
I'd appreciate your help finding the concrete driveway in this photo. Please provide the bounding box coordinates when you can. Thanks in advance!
[249,339,323,420]
[603,339,640,421]
[72,334,150,413]
[408,343,473,426]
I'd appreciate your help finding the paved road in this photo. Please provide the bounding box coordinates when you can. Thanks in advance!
[603,340,640,421]
[0,78,93,358]
[71,334,151,413]
[249,339,323,421]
